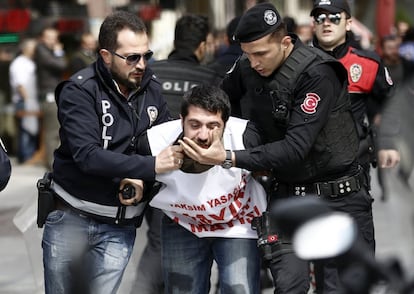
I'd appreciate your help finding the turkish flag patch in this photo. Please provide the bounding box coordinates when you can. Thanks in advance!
[268,234,279,243]
[301,93,320,114]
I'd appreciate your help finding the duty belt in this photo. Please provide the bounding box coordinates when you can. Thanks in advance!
[276,171,364,198]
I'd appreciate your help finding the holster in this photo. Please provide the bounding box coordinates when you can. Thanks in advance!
[356,116,377,169]
[36,172,55,228]
[252,211,293,262]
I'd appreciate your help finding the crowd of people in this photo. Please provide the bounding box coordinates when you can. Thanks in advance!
[1,0,414,293]
[6,26,97,168]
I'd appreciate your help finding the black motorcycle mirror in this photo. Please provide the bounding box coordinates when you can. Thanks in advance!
[269,196,333,237]
[270,196,412,294]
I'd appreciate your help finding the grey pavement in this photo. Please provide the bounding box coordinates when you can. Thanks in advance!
[0,159,413,293]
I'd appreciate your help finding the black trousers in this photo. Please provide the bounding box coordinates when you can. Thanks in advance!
[314,186,375,293]
[268,252,310,294]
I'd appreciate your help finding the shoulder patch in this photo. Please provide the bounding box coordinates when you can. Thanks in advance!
[349,63,363,83]
[351,48,381,63]
[147,106,158,127]
[301,93,320,114]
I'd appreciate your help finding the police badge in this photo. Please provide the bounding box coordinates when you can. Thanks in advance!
[349,63,362,83]
[147,106,158,127]
[264,9,278,26]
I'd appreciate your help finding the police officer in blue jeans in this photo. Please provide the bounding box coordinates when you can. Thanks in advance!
[42,11,183,294]
[179,3,371,293]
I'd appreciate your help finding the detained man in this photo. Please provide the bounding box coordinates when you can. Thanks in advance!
[126,85,267,293]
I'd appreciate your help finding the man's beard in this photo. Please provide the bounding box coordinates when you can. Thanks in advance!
[111,68,142,90]
[180,154,213,174]
[173,133,213,174]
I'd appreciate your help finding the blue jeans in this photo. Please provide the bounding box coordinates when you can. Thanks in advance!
[42,209,136,294]
[18,127,37,162]
[161,217,261,294]
[15,100,37,163]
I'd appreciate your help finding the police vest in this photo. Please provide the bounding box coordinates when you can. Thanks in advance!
[151,60,220,118]
[240,42,359,181]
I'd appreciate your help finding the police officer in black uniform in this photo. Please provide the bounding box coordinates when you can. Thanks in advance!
[311,0,395,186]
[208,16,243,78]
[41,11,183,294]
[132,14,221,294]
[150,14,221,118]
[311,1,395,291]
[179,3,368,293]
[0,137,11,192]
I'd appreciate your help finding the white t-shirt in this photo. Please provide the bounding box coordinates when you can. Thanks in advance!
[9,55,39,135]
[148,117,267,238]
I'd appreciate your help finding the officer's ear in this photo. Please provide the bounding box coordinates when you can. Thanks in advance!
[100,49,112,65]
[280,35,292,49]
[194,41,206,63]
[345,16,352,32]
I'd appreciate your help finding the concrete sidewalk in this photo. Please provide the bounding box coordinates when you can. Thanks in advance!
[0,162,45,294]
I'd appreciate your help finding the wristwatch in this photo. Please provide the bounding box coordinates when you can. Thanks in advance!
[221,150,233,169]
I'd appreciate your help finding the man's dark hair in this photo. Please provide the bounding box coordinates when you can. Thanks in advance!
[283,16,297,33]
[38,25,58,38]
[403,27,414,42]
[98,10,147,52]
[380,34,399,48]
[174,14,210,52]
[181,85,231,123]
[226,16,241,45]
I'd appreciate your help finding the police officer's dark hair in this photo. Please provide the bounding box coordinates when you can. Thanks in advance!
[269,22,288,42]
[226,16,241,45]
[174,14,210,53]
[283,16,297,33]
[180,85,231,123]
[98,10,147,52]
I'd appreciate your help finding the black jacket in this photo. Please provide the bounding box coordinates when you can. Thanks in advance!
[0,137,11,191]
[222,36,358,183]
[208,44,243,78]
[150,49,221,118]
[52,57,169,221]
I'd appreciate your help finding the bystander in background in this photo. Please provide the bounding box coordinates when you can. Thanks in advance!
[380,34,414,86]
[34,25,67,170]
[9,38,41,164]
[398,26,414,63]
[68,32,97,75]
[378,74,414,186]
